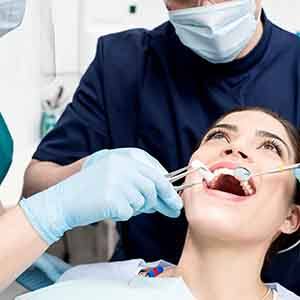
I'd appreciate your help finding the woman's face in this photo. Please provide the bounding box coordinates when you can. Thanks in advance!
[183,111,299,247]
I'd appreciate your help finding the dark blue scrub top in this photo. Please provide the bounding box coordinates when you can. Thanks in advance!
[33,12,300,294]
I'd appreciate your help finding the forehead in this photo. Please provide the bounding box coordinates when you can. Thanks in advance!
[216,110,292,144]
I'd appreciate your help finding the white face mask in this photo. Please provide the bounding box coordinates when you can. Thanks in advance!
[169,0,259,64]
[0,0,26,37]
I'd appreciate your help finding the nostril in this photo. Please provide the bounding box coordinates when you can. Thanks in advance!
[224,149,248,159]
[224,149,233,155]
[239,151,248,159]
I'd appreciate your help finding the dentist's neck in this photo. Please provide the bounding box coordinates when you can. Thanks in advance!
[238,18,264,59]
[174,229,269,300]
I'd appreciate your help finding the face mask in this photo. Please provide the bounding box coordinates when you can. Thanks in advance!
[169,0,259,64]
[0,113,13,184]
[0,0,26,37]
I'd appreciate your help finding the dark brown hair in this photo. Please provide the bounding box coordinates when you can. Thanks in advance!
[207,106,300,258]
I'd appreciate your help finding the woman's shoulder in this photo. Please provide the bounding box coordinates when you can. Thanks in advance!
[267,283,300,300]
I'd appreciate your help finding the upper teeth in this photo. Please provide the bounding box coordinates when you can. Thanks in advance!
[213,168,234,177]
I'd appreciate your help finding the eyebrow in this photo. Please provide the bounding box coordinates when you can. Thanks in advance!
[211,124,292,157]
[214,124,238,132]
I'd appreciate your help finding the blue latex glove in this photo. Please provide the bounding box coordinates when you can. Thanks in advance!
[293,167,300,182]
[20,148,182,245]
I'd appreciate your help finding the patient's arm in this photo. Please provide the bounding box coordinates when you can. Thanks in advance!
[0,205,48,291]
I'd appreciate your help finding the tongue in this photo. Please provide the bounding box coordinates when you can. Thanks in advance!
[212,175,245,196]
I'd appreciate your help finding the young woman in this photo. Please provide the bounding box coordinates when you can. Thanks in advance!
[18,107,300,300]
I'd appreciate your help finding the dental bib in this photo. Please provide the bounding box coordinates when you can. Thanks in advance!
[16,277,294,300]
[16,277,195,300]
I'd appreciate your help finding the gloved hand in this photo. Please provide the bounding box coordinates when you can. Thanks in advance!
[20,148,182,245]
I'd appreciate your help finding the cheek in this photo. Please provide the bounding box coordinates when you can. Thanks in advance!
[189,143,220,165]
[252,174,294,234]
[265,172,295,202]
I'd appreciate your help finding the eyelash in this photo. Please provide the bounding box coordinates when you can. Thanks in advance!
[205,129,230,143]
[205,130,283,157]
[259,139,283,157]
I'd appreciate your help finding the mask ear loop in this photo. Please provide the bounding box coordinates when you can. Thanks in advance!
[248,0,261,22]
[256,8,262,21]
[277,239,300,254]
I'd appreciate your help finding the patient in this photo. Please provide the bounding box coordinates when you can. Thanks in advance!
[18,107,300,300]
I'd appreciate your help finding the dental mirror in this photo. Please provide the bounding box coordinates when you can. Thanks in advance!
[234,163,300,182]
[234,167,252,181]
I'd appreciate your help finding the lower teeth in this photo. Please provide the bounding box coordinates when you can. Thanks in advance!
[240,182,253,196]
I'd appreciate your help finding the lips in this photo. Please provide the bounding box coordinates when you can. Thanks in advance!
[209,161,239,173]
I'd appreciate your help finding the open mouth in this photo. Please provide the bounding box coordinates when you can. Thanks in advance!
[207,167,256,197]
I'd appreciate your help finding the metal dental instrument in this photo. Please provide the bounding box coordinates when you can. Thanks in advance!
[234,163,300,182]
[166,160,214,192]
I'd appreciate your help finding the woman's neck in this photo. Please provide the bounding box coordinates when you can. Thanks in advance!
[167,230,270,300]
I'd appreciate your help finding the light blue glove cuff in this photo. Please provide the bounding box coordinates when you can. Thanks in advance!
[17,253,71,291]
[33,253,71,282]
[82,149,109,170]
[19,193,70,246]
[293,168,300,182]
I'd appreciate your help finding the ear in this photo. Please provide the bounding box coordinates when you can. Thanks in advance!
[164,0,171,10]
[280,205,300,234]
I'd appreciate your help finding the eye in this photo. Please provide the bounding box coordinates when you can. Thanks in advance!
[259,140,283,157]
[205,130,230,143]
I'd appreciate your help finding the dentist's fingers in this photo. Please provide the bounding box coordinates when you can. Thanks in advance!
[155,198,182,218]
[133,176,158,212]
[131,174,182,217]
[138,163,183,211]
[122,186,145,212]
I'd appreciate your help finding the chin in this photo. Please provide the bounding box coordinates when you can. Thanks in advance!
[188,218,262,247]
[188,211,239,229]
[185,192,257,241]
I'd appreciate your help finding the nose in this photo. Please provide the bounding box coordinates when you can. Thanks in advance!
[223,148,249,160]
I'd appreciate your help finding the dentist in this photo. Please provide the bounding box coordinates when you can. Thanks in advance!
[0,0,182,291]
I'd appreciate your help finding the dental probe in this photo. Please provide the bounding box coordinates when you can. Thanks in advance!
[234,163,300,182]
[166,160,214,192]
[166,160,214,183]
